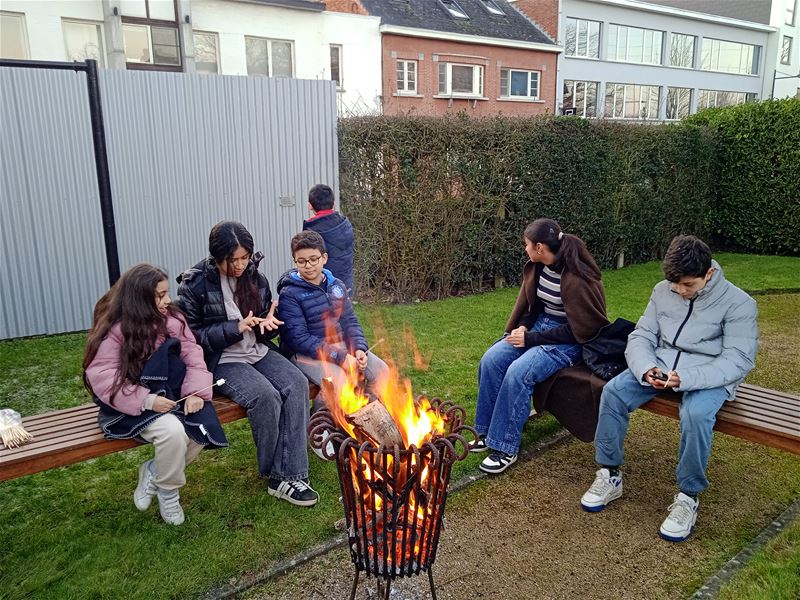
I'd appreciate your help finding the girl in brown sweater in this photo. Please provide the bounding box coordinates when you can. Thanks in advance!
[474,219,609,474]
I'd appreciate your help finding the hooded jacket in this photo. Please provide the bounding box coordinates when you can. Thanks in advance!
[175,258,277,372]
[276,268,367,365]
[303,212,354,293]
[625,260,758,398]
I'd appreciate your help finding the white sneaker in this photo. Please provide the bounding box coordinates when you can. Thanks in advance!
[133,460,157,511]
[157,489,185,525]
[580,468,623,512]
[479,451,518,474]
[659,492,698,542]
[311,431,335,461]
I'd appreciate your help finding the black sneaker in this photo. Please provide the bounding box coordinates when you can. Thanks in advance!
[268,478,319,507]
[470,437,489,453]
[479,451,518,474]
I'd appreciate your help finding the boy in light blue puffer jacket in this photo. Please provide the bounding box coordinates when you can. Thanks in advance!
[580,235,758,542]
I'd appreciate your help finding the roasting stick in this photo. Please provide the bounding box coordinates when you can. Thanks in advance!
[177,378,226,402]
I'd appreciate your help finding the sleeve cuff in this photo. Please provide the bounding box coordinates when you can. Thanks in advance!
[143,393,158,411]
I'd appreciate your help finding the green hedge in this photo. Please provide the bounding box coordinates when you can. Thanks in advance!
[339,115,715,300]
[686,98,800,254]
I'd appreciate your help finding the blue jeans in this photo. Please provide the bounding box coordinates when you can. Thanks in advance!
[595,368,728,496]
[475,314,582,455]
[215,350,310,481]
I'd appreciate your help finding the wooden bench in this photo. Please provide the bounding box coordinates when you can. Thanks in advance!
[642,383,800,455]
[0,397,246,482]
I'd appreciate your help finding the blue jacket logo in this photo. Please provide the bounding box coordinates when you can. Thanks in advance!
[331,285,344,299]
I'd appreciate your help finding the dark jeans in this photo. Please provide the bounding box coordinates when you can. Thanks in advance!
[215,350,310,481]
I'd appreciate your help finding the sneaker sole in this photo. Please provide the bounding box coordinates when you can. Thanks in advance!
[470,445,489,454]
[268,487,319,507]
[133,461,154,511]
[580,487,623,513]
[659,527,694,542]
[478,455,518,474]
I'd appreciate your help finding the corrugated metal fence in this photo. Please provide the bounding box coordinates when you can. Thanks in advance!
[0,68,338,339]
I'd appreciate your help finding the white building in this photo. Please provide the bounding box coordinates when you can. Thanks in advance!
[557,0,775,120]
[764,0,799,98]
[0,0,382,114]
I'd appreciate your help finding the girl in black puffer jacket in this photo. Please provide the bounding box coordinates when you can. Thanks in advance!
[176,221,318,507]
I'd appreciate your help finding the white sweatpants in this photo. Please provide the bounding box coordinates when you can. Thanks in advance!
[139,413,203,491]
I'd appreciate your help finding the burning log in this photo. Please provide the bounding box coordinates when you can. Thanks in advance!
[347,401,404,448]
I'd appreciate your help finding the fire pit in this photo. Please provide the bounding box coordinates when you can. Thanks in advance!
[309,380,475,600]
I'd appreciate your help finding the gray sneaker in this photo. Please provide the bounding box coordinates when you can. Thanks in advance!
[157,489,185,525]
[133,460,157,511]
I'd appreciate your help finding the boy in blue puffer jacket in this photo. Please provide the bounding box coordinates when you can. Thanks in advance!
[277,231,389,449]
[303,184,354,297]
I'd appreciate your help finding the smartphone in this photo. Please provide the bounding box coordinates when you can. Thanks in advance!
[650,371,669,381]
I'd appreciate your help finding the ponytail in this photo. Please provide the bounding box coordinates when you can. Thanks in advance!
[524,218,601,281]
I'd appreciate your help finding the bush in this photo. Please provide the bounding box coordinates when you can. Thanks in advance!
[339,115,715,301]
[686,98,800,254]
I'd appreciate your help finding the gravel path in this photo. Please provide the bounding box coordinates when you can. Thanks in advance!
[245,411,799,600]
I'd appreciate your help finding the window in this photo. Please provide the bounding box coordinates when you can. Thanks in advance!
[479,0,504,16]
[500,68,540,100]
[63,20,105,65]
[700,38,760,75]
[666,87,691,120]
[697,89,755,109]
[193,31,219,74]
[605,83,660,120]
[563,80,598,117]
[608,24,663,65]
[245,37,294,77]
[330,44,342,88]
[396,60,417,94]
[670,33,695,68]
[123,24,180,66]
[438,63,483,96]
[565,18,600,59]
[781,36,793,65]
[439,0,469,19]
[787,0,796,26]
[1,12,28,59]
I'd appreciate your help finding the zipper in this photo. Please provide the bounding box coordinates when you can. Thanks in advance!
[670,297,695,371]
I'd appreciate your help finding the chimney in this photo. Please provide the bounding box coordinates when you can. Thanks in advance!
[324,0,368,15]
[512,0,559,42]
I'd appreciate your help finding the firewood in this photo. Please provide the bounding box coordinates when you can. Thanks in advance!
[348,401,404,448]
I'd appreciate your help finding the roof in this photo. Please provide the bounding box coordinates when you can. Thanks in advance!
[241,0,325,11]
[358,0,555,45]
[640,0,772,25]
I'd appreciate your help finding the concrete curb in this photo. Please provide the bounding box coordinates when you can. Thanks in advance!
[200,428,574,600]
[689,495,800,599]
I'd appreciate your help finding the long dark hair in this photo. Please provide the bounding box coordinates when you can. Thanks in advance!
[524,218,601,281]
[83,264,182,396]
[208,221,262,316]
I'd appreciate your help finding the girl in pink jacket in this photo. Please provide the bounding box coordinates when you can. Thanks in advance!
[84,264,226,525]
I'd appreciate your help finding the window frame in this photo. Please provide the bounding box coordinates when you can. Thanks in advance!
[499,68,540,100]
[330,43,343,89]
[439,0,470,20]
[396,59,418,95]
[122,20,182,71]
[607,23,663,65]
[564,17,601,59]
[665,87,692,120]
[62,19,105,66]
[245,36,295,78]
[786,0,796,26]
[479,0,505,16]
[700,37,760,75]
[1,11,30,60]
[193,30,219,74]
[697,89,754,110]
[669,32,695,68]
[562,80,599,118]
[437,62,484,97]
[604,82,661,120]
[781,36,793,65]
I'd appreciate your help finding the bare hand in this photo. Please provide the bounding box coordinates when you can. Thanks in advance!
[343,354,359,374]
[152,396,177,413]
[184,395,204,414]
[355,349,368,370]
[664,370,681,389]
[505,326,527,348]
[645,368,669,389]
[258,314,283,333]
[238,310,259,333]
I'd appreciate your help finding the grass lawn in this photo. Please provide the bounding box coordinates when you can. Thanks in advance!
[0,253,798,599]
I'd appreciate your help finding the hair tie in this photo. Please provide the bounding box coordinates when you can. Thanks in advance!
[558,232,564,240]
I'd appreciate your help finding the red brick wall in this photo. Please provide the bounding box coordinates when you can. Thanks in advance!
[513,0,559,42]
[324,0,367,15]
[381,34,557,117]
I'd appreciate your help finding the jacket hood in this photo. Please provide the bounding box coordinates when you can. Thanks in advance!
[668,260,725,304]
